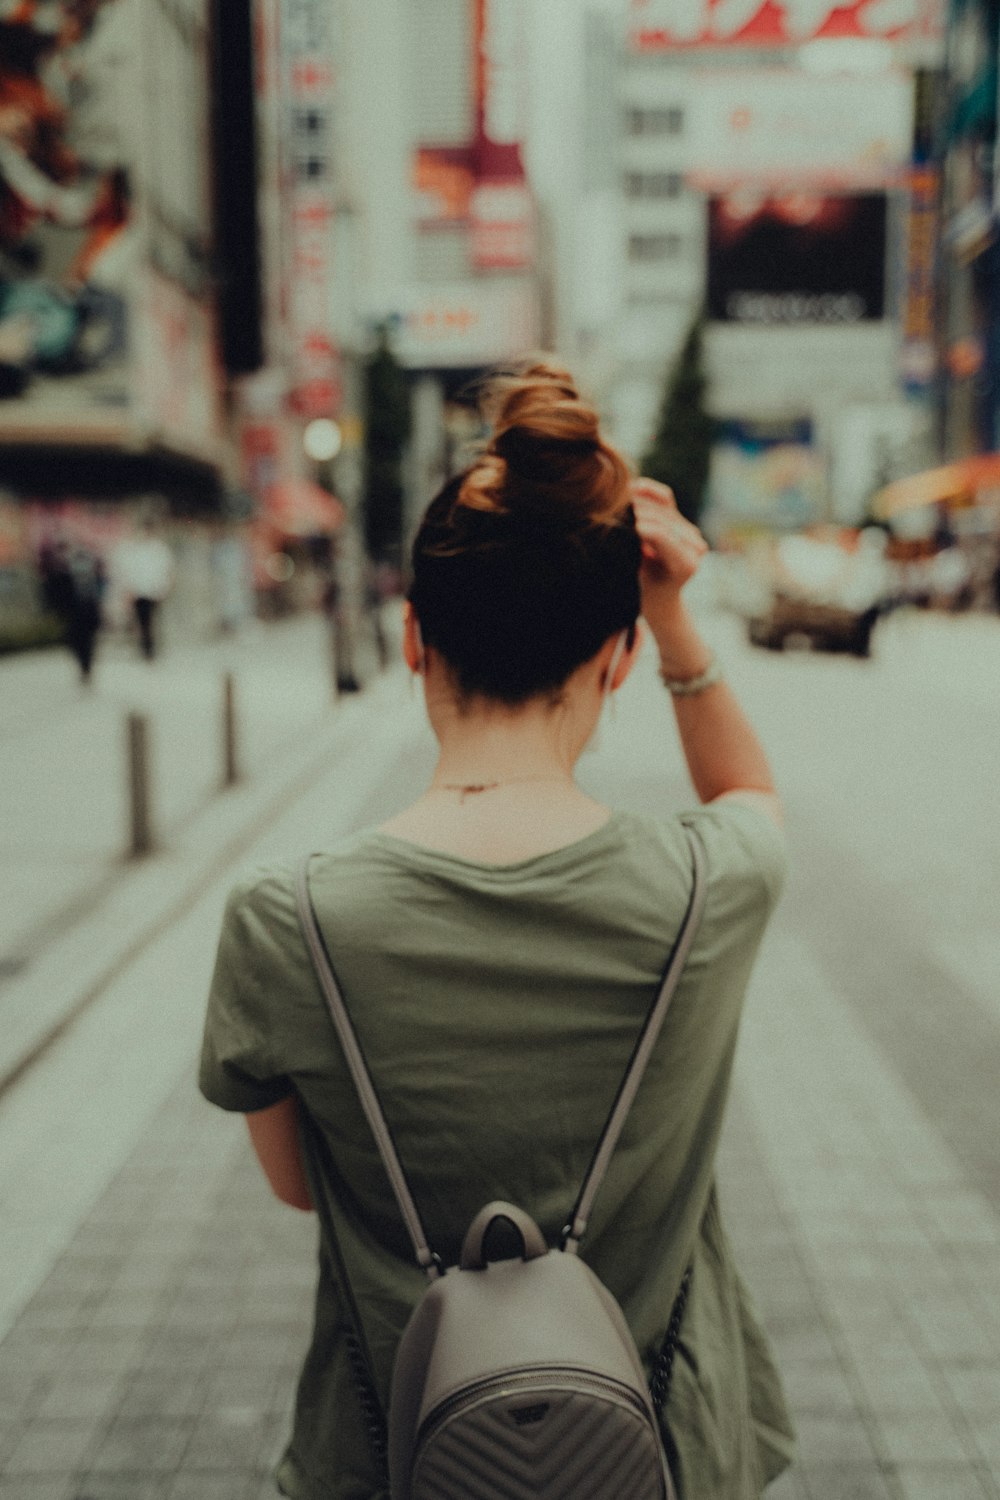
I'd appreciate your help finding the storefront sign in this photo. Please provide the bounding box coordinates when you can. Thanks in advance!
[380,283,539,368]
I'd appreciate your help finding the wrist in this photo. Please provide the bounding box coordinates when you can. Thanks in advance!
[647,601,712,679]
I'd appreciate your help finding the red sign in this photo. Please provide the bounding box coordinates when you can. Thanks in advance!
[628,0,943,50]
[471,0,533,270]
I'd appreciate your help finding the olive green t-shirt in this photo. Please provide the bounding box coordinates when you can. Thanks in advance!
[199,802,795,1500]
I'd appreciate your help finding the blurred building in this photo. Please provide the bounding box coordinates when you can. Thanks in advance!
[585,0,947,534]
[336,0,541,545]
[0,0,267,646]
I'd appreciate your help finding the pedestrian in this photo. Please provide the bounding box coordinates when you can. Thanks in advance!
[115,517,173,660]
[39,535,104,684]
[199,359,795,1500]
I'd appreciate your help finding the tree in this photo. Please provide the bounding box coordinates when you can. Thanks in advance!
[641,317,715,527]
[362,326,412,564]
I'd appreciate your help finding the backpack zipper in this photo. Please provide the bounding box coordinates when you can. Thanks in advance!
[415,1366,655,1455]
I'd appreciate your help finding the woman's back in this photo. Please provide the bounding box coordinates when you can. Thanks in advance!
[201,801,791,1500]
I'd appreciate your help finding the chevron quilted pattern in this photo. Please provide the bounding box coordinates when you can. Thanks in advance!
[411,1387,665,1500]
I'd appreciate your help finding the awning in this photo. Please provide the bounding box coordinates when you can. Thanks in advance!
[263,477,344,537]
[871,454,1000,520]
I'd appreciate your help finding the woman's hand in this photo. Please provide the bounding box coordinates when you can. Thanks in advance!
[632,479,709,638]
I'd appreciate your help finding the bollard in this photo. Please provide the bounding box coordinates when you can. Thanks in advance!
[222,672,239,787]
[127,712,154,858]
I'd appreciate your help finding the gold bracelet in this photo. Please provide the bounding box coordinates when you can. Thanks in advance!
[659,652,722,697]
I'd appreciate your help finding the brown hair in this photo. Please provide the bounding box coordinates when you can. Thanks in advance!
[409,357,641,705]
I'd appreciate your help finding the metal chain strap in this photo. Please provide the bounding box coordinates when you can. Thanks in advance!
[649,1264,693,1417]
[344,1328,389,1483]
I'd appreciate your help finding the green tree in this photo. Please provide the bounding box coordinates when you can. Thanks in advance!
[641,317,715,526]
[362,326,411,564]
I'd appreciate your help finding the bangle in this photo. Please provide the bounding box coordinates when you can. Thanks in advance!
[660,652,722,697]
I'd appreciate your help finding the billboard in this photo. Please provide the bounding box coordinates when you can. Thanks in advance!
[710,417,823,530]
[685,70,913,193]
[628,0,943,51]
[0,0,222,458]
[0,0,135,418]
[707,194,888,325]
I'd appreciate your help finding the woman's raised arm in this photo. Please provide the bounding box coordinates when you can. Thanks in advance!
[633,480,782,824]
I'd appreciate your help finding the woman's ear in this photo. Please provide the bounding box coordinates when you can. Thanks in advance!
[402,603,424,675]
[611,621,645,692]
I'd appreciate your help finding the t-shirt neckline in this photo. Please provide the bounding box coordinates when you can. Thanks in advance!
[368,808,626,875]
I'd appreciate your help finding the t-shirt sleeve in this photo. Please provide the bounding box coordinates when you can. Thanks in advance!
[199,872,295,1113]
[682,797,788,925]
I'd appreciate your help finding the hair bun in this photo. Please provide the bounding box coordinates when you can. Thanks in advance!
[459,356,630,528]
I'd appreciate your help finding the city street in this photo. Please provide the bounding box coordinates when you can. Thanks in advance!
[0,604,999,1500]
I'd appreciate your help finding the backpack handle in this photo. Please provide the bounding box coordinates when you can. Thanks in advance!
[460,1201,548,1269]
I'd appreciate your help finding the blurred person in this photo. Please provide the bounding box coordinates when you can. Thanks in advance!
[114,516,173,660]
[39,532,104,682]
[200,360,794,1500]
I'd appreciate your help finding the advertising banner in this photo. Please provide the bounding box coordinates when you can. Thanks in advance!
[0,0,135,424]
[281,0,341,418]
[136,0,220,454]
[900,167,938,391]
[0,0,222,459]
[471,0,533,270]
[628,0,943,51]
[685,70,912,192]
[707,193,887,325]
[710,417,823,530]
[413,146,476,227]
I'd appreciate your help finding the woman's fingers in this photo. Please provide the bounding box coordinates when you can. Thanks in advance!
[632,477,677,506]
[635,493,708,587]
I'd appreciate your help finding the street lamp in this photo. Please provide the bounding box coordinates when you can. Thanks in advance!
[303,417,343,463]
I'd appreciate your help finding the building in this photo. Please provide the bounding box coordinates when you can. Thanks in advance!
[336,0,542,547]
[0,0,263,645]
[603,0,946,534]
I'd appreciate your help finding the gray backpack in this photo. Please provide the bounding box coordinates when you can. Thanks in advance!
[295,824,706,1500]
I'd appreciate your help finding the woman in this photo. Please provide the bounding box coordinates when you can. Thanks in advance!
[200,361,795,1499]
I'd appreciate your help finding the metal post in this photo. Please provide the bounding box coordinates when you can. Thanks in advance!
[127,712,154,858]
[222,672,239,786]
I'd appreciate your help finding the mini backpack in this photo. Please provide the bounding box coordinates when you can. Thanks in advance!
[295,824,706,1500]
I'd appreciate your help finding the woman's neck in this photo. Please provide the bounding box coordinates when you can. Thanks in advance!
[430,711,574,790]
[379,695,610,863]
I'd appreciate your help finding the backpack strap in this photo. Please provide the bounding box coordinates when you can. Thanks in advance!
[562,823,707,1253]
[295,857,444,1281]
[295,821,706,1276]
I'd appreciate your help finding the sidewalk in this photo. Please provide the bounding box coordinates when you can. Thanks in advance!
[0,622,998,1500]
[0,612,390,1091]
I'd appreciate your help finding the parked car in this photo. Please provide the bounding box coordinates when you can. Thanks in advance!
[745,528,889,658]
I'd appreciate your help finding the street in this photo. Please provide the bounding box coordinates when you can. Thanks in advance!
[0,605,999,1500]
